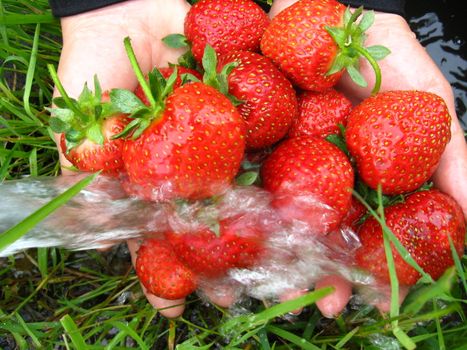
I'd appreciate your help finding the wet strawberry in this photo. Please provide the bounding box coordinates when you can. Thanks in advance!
[218,50,298,149]
[261,0,389,92]
[122,82,246,201]
[261,136,354,233]
[48,71,129,176]
[288,89,352,139]
[346,90,451,195]
[355,189,465,285]
[166,215,265,278]
[185,0,270,63]
[136,238,197,300]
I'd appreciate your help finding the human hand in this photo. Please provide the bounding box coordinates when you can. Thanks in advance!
[53,0,198,318]
[268,0,466,317]
[336,12,467,220]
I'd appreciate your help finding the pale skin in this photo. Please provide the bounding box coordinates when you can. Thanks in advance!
[54,0,467,318]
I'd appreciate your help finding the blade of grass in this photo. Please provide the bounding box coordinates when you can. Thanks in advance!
[23,23,42,124]
[335,327,360,349]
[257,327,271,350]
[0,13,56,25]
[108,320,149,350]
[403,267,456,315]
[377,188,416,350]
[433,300,446,350]
[0,142,19,180]
[29,147,38,176]
[15,312,42,348]
[60,314,87,350]
[37,247,48,278]
[0,0,10,46]
[448,235,467,294]
[266,325,321,350]
[0,172,98,253]
[248,287,334,327]
[301,309,321,341]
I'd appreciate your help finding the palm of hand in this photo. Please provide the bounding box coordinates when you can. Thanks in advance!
[56,0,189,97]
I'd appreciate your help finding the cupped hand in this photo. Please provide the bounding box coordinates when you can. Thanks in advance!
[268,0,467,317]
[336,12,467,219]
[54,0,194,318]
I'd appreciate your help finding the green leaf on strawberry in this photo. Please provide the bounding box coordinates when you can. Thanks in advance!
[46,64,129,175]
[162,33,189,49]
[47,67,117,152]
[325,7,390,94]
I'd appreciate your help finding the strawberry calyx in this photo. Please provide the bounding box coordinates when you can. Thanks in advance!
[110,38,238,139]
[325,7,391,94]
[47,64,118,153]
[201,45,243,106]
[164,33,242,106]
[109,37,178,140]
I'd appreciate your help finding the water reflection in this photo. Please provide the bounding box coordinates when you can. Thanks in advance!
[407,1,467,130]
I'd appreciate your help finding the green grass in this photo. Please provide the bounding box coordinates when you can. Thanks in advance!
[0,0,466,349]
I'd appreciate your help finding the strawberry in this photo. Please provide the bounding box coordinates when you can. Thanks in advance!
[261,136,354,233]
[135,238,197,299]
[288,89,352,139]
[57,114,129,176]
[218,50,298,149]
[47,67,129,176]
[260,0,389,92]
[355,189,466,286]
[111,39,246,201]
[345,90,451,195]
[122,81,246,201]
[134,66,202,106]
[166,215,265,278]
[184,0,270,64]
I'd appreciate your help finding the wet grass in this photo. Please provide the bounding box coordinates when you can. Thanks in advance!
[0,1,466,349]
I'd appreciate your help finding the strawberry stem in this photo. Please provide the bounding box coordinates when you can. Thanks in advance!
[123,37,157,108]
[326,7,389,95]
[353,45,382,95]
[47,63,88,120]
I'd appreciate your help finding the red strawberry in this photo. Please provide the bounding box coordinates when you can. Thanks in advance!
[184,0,270,64]
[355,189,466,286]
[122,82,246,201]
[346,90,451,195]
[58,114,129,176]
[288,89,352,139]
[260,0,389,92]
[134,66,202,106]
[218,51,298,149]
[166,215,265,278]
[261,136,354,233]
[48,73,129,176]
[136,238,197,299]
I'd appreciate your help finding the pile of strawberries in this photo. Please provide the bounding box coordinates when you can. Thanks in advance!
[49,0,465,303]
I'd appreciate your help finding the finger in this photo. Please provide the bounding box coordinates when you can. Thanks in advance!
[374,285,410,314]
[142,286,186,318]
[279,288,309,315]
[199,280,240,308]
[315,275,352,318]
[127,238,186,318]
